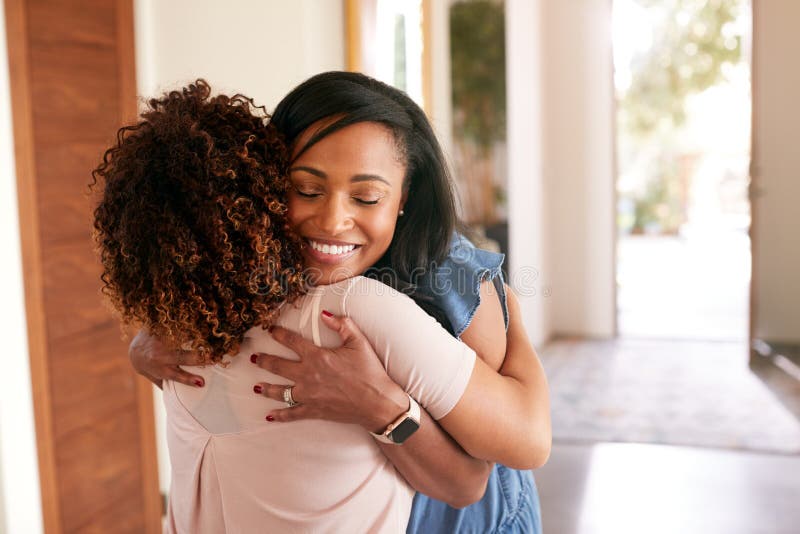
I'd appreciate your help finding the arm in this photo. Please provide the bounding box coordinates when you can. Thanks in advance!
[257,315,492,508]
[439,285,551,469]
[459,279,507,372]
[359,378,493,508]
[257,282,550,470]
[129,322,491,507]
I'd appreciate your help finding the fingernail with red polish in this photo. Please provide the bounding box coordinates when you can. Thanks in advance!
[194,379,204,387]
[253,385,263,394]
[266,415,275,422]
[321,310,333,318]
[250,354,258,363]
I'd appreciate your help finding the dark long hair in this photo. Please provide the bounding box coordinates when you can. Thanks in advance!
[270,71,460,284]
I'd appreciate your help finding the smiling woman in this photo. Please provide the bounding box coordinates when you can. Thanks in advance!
[270,72,459,293]
[127,72,549,534]
[99,78,539,533]
[288,121,407,285]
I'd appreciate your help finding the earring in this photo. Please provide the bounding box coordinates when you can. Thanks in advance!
[399,209,405,217]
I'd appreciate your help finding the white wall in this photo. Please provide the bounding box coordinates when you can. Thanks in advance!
[135,0,345,111]
[0,0,44,532]
[540,0,616,339]
[506,0,551,346]
[133,0,345,498]
[506,0,616,342]
[752,0,800,344]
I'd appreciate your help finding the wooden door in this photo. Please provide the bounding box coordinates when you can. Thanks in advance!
[750,0,800,355]
[4,0,161,531]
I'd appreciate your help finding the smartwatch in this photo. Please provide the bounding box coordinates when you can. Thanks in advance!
[370,394,421,444]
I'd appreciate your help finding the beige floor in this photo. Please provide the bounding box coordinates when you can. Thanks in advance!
[533,335,800,534]
[540,339,800,454]
[534,441,800,534]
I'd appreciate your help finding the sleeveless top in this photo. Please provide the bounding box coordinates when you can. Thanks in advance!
[406,234,543,534]
[163,276,476,533]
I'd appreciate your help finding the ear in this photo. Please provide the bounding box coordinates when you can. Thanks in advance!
[400,188,409,212]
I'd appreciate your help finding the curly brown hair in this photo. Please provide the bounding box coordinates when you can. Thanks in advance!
[92,80,306,362]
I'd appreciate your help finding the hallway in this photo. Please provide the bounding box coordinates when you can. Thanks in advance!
[535,441,800,534]
[540,339,800,453]
[535,338,800,533]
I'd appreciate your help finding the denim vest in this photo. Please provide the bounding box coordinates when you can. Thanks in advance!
[406,234,542,534]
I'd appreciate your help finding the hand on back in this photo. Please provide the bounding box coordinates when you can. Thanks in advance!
[128,331,207,389]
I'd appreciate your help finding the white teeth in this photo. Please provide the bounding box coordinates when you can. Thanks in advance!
[309,240,356,256]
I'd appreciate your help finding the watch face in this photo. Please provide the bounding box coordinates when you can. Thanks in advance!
[390,418,420,443]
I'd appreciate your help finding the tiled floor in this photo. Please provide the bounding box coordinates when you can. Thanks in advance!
[534,441,800,534]
[534,338,800,534]
[540,339,800,454]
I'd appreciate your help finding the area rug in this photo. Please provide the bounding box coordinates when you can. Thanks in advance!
[539,338,800,455]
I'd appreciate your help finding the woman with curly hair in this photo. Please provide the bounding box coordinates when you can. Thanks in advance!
[93,81,306,361]
[95,79,548,533]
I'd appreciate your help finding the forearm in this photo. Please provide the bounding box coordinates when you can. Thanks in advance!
[369,381,492,508]
[442,357,550,469]
[495,341,551,468]
[440,289,551,469]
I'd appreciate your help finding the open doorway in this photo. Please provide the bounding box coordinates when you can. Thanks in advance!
[538,0,798,455]
[613,0,752,341]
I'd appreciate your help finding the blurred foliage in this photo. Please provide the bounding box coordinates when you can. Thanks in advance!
[620,0,743,137]
[634,156,687,234]
[450,0,506,152]
[618,0,747,234]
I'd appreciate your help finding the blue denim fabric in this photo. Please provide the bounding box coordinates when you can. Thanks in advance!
[407,466,541,534]
[415,233,509,337]
[407,233,543,534]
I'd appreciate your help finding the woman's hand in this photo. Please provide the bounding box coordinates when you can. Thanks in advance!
[251,312,410,432]
[129,330,207,389]
[252,311,492,507]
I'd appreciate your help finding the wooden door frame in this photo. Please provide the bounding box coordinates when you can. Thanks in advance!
[4,0,161,530]
[344,0,433,117]
[4,1,59,528]
[748,0,759,357]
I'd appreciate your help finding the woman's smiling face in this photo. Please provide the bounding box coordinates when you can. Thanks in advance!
[287,121,407,285]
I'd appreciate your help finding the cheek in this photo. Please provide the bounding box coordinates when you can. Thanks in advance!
[361,208,398,247]
[286,196,307,229]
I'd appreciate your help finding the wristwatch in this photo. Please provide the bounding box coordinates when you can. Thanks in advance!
[370,394,421,444]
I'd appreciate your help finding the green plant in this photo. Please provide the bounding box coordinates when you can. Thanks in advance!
[450,0,507,225]
[450,0,506,152]
[619,0,744,136]
[617,0,746,235]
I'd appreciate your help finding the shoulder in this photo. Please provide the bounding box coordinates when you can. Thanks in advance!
[415,232,508,337]
[337,280,477,421]
[338,276,415,316]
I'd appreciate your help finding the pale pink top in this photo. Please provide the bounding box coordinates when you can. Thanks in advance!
[163,276,477,533]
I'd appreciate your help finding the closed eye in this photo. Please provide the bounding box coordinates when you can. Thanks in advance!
[354,198,380,205]
[295,190,321,199]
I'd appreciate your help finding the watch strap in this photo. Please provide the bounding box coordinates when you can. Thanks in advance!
[370,394,421,444]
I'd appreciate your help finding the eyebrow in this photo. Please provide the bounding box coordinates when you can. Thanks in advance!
[290,166,392,187]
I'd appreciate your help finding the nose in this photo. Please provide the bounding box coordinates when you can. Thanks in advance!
[315,194,354,236]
